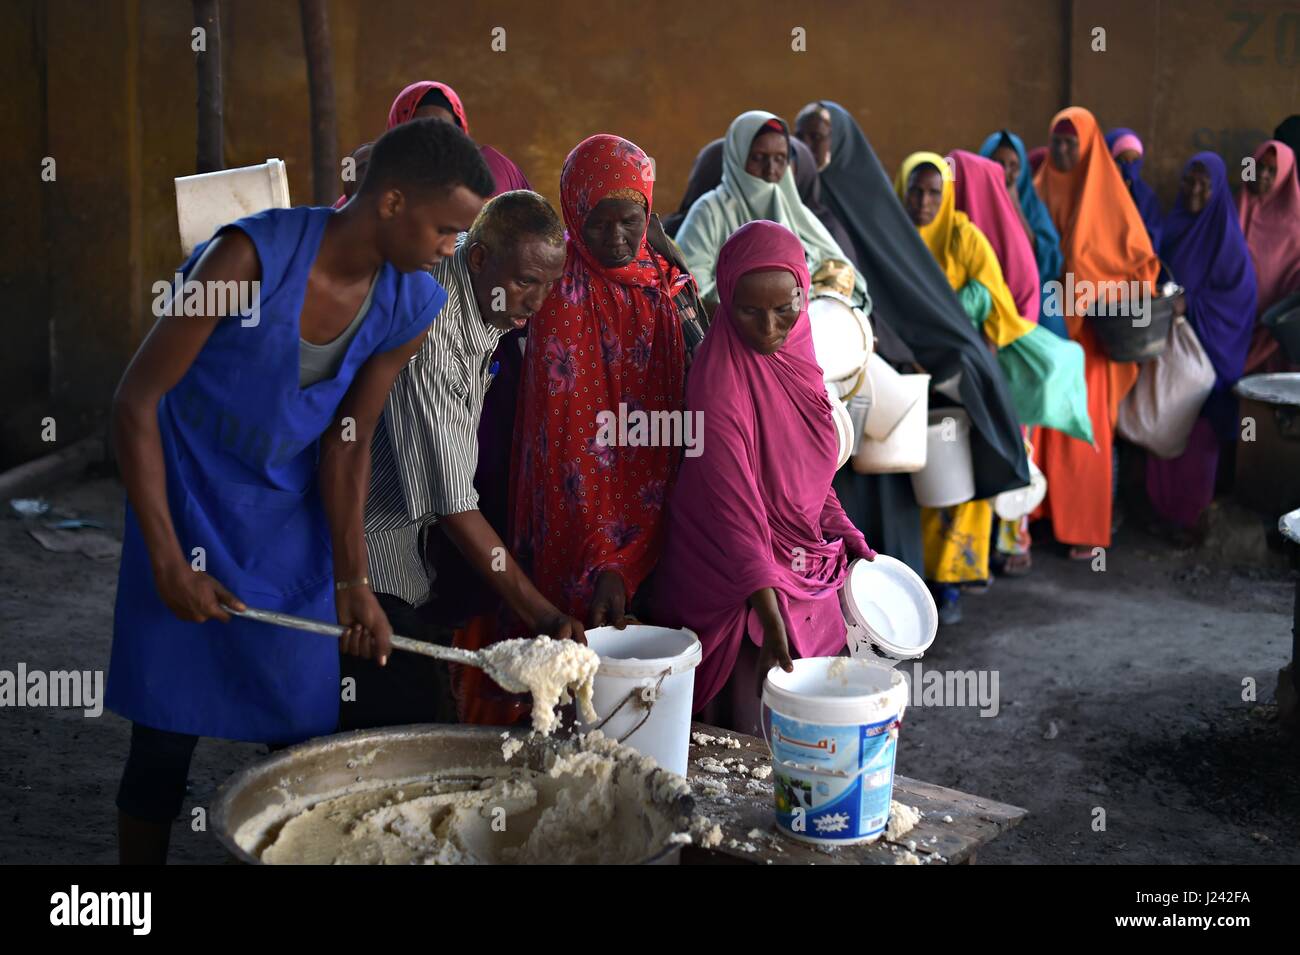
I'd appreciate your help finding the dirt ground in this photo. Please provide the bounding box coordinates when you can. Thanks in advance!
[0,473,1296,864]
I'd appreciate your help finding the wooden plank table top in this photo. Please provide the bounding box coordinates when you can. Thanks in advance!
[680,722,1027,865]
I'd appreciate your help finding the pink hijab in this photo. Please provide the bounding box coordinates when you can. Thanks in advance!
[651,221,872,711]
[1237,140,1300,315]
[335,81,529,206]
[950,149,1040,324]
[387,80,469,132]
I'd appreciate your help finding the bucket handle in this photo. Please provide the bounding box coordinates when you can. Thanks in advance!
[760,715,902,781]
[589,666,672,746]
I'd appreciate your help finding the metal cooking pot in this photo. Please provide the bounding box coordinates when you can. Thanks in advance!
[1235,373,1300,515]
[210,724,695,865]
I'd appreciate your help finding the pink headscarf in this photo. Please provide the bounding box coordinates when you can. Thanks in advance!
[950,150,1041,324]
[1109,133,1143,158]
[387,81,530,195]
[387,80,469,132]
[335,80,531,207]
[651,220,872,711]
[1237,140,1300,316]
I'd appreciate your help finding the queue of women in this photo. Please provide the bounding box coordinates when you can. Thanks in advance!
[416,90,1298,729]
[102,76,1299,860]
[128,81,1300,744]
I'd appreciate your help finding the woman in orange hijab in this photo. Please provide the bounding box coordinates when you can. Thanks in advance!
[1033,108,1160,557]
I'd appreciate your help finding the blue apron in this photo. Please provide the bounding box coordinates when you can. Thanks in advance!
[106,206,444,743]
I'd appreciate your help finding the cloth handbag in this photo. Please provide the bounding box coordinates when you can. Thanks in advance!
[1116,316,1216,459]
[995,324,1094,443]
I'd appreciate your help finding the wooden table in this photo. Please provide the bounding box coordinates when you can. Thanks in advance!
[681,722,1027,865]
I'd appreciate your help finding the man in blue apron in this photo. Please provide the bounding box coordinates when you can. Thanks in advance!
[105,118,493,863]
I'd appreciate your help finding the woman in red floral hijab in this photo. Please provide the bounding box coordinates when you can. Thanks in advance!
[453,134,694,726]
[512,133,692,626]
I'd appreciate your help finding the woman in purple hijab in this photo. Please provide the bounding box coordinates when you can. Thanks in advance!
[651,221,874,736]
[1105,128,1164,252]
[1146,152,1257,536]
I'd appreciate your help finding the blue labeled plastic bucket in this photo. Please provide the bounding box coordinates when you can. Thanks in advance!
[761,657,909,845]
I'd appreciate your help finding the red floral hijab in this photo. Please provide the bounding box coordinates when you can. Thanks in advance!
[510,134,690,623]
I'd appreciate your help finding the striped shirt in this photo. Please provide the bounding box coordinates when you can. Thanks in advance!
[364,242,507,606]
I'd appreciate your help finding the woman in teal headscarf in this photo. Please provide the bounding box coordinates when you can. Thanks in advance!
[677,110,866,308]
[980,130,1064,289]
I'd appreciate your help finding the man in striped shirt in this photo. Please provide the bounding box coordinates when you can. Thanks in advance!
[342,191,578,728]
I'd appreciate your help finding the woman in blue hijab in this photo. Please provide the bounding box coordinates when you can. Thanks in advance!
[1104,128,1164,251]
[980,129,1064,288]
[981,130,1068,338]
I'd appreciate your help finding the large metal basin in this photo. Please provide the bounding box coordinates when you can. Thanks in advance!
[210,724,693,864]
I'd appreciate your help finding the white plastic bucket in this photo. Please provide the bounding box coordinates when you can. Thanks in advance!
[577,625,702,776]
[851,375,930,474]
[911,408,976,507]
[994,455,1047,520]
[176,159,292,257]
[864,354,922,439]
[840,556,938,664]
[809,291,873,397]
[761,658,909,845]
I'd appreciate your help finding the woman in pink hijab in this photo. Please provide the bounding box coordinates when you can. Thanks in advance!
[950,149,1041,325]
[338,81,530,205]
[386,81,530,194]
[1238,139,1300,372]
[949,149,1040,574]
[651,220,874,736]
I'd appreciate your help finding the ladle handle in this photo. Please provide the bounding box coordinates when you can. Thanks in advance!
[224,604,482,666]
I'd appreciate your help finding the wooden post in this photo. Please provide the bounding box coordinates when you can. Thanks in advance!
[299,0,338,205]
[192,0,223,173]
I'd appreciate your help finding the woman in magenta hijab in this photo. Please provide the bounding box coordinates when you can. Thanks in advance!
[652,221,874,735]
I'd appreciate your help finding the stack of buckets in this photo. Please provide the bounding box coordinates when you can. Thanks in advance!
[761,555,938,846]
[852,354,930,474]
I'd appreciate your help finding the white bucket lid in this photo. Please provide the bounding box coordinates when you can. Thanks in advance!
[839,556,937,660]
[584,625,702,679]
[763,657,908,725]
